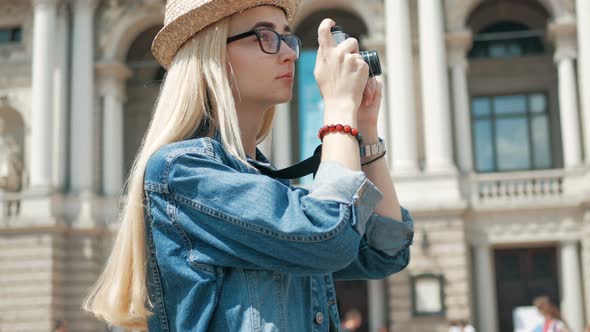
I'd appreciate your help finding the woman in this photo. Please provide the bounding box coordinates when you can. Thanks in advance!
[533,296,570,332]
[83,0,414,331]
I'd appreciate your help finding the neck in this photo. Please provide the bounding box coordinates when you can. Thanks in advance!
[235,100,270,158]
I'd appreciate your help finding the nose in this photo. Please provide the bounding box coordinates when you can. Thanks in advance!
[279,40,297,63]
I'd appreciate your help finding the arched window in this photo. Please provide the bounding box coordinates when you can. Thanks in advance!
[466,1,560,174]
[469,21,544,59]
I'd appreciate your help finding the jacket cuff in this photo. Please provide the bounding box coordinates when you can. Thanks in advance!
[364,207,414,256]
[309,161,383,236]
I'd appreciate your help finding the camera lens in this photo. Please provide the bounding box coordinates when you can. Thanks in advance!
[360,51,382,78]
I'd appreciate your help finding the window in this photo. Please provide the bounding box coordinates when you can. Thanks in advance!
[0,27,22,44]
[411,274,445,317]
[469,21,544,59]
[471,93,552,172]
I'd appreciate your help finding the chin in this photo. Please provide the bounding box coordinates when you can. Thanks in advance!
[266,93,292,106]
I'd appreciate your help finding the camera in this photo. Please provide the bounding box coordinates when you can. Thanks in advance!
[330,26,382,78]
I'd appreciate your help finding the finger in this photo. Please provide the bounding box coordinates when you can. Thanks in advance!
[317,18,336,50]
[365,78,377,98]
[371,79,383,104]
[336,37,360,55]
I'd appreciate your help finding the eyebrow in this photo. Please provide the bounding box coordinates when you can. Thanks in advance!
[250,21,292,33]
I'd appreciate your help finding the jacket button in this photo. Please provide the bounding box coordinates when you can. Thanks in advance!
[315,312,324,324]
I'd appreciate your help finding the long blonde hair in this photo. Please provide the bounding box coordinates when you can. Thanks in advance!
[533,295,566,323]
[83,18,275,330]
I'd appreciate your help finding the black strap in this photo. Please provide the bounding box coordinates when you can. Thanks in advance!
[253,145,322,180]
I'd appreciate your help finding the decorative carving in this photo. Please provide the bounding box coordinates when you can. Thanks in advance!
[471,169,565,204]
[549,21,578,61]
[97,0,165,57]
[0,118,23,217]
[446,30,473,67]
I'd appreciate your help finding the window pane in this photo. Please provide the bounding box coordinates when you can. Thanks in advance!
[532,115,551,168]
[297,50,322,185]
[12,28,22,42]
[489,43,507,58]
[529,93,546,113]
[498,255,521,281]
[493,95,527,115]
[472,97,491,117]
[496,118,530,170]
[468,42,488,58]
[507,42,523,56]
[532,252,552,277]
[473,119,494,172]
[0,30,10,43]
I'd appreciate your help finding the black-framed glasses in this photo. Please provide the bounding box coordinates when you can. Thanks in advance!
[227,28,301,59]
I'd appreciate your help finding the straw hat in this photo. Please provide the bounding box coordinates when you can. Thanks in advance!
[152,0,300,69]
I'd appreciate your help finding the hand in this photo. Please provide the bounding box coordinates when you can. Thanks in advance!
[314,19,370,117]
[357,77,383,140]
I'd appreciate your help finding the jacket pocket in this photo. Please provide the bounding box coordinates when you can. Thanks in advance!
[243,269,285,332]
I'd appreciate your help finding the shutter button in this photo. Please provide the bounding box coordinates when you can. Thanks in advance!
[315,312,324,324]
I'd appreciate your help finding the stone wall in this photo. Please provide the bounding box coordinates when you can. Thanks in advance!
[389,215,472,332]
[0,230,59,331]
[0,227,110,332]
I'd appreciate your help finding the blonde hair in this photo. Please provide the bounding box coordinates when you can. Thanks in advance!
[83,18,275,330]
[533,295,564,322]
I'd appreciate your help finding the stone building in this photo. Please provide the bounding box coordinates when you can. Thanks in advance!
[0,0,589,331]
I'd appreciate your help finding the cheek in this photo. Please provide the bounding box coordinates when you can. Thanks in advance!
[230,61,271,95]
[227,51,266,88]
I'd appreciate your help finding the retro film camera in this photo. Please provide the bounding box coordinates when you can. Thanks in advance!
[330,26,382,78]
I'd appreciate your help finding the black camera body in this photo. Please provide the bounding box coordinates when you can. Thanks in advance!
[330,26,382,78]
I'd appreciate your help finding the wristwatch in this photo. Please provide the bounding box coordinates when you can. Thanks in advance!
[359,137,386,157]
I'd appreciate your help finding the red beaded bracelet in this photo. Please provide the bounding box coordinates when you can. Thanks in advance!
[318,124,363,143]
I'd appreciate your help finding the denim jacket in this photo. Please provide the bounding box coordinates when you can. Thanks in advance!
[143,136,414,332]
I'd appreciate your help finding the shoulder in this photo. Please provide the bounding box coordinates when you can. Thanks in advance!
[144,137,228,187]
[553,320,567,329]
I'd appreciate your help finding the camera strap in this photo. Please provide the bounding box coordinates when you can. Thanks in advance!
[251,145,322,180]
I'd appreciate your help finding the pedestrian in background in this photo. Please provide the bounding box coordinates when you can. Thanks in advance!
[533,296,570,332]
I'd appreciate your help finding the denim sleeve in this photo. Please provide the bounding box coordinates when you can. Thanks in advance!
[333,207,414,280]
[310,162,384,235]
[164,152,383,275]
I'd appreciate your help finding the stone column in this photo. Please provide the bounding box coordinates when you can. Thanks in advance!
[31,0,58,189]
[377,70,389,149]
[474,242,498,332]
[97,62,131,196]
[386,0,418,174]
[271,103,292,169]
[559,241,584,332]
[577,0,590,164]
[447,31,474,174]
[368,279,387,332]
[70,0,98,223]
[52,2,68,190]
[418,0,455,174]
[583,211,590,322]
[70,0,98,192]
[550,22,582,168]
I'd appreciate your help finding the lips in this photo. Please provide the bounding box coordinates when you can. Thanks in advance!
[277,72,293,79]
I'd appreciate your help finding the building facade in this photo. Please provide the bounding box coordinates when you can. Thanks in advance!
[0,0,589,331]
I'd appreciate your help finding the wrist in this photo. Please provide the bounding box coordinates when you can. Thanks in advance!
[324,100,358,125]
[358,127,378,144]
[323,113,357,128]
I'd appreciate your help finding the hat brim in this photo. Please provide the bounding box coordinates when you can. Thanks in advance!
[152,0,299,69]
